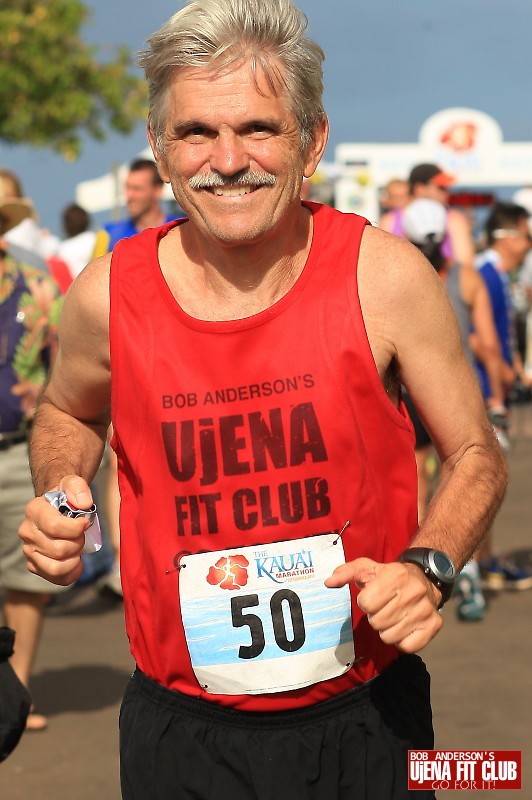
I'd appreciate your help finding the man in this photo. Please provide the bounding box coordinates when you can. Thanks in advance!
[0,185,64,732]
[473,202,532,592]
[19,1,507,798]
[93,158,178,256]
[380,163,475,269]
[475,202,531,398]
[379,177,409,214]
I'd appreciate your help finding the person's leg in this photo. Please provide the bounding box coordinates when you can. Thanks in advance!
[3,589,48,686]
[0,442,64,731]
[3,589,49,729]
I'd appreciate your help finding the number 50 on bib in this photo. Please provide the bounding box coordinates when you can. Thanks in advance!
[179,533,355,695]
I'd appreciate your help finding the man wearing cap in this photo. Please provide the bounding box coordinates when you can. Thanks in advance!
[380,163,475,270]
[0,181,65,731]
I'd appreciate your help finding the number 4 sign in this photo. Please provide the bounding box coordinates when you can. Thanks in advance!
[179,533,355,695]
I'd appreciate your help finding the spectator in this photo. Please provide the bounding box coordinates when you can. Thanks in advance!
[1,183,66,732]
[56,204,96,280]
[93,158,178,257]
[1,169,59,261]
[380,163,475,270]
[474,201,532,592]
[379,177,409,215]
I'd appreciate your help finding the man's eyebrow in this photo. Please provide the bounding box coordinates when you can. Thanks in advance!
[170,117,284,136]
[171,120,207,135]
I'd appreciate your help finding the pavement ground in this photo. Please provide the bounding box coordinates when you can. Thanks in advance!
[1,406,531,800]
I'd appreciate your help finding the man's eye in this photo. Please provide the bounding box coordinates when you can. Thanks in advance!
[246,125,275,139]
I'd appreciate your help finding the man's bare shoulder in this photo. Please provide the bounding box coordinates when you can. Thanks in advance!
[70,253,111,303]
[359,224,438,296]
[356,225,453,372]
[62,254,111,328]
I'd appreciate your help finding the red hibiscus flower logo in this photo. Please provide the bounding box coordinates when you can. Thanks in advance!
[207,555,249,590]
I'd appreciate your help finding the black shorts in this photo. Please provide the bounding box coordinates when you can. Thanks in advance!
[119,654,435,800]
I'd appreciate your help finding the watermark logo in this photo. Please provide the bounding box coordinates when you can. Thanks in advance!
[408,750,522,791]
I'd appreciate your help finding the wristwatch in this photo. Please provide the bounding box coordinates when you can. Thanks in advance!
[398,548,457,609]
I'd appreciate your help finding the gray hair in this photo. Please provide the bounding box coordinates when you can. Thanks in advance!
[138,0,325,154]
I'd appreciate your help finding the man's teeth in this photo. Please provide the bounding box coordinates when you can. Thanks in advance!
[211,186,254,196]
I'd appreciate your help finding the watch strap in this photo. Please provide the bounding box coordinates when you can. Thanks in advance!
[398,547,456,609]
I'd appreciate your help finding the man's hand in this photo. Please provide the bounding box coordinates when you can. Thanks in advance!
[325,557,443,653]
[19,476,94,586]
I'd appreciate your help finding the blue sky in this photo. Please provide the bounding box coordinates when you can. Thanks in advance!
[2,0,531,235]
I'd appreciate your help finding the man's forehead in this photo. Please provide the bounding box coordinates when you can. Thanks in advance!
[170,57,287,99]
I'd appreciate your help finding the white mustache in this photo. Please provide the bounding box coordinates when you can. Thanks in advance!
[189,170,277,190]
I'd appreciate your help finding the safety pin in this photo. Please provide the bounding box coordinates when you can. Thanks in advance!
[165,562,187,575]
[332,520,350,545]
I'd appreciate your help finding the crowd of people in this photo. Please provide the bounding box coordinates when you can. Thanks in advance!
[0,0,527,796]
[379,164,532,621]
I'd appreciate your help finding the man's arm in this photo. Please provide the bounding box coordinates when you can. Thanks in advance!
[448,208,475,269]
[462,265,506,407]
[19,254,112,585]
[326,228,507,653]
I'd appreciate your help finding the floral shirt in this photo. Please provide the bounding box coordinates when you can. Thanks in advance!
[0,254,62,433]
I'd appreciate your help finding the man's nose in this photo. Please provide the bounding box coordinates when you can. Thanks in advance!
[209,131,250,176]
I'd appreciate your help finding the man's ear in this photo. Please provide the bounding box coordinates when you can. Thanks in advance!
[147,125,171,184]
[303,115,329,180]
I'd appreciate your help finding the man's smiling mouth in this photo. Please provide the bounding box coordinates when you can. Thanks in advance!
[210,185,256,196]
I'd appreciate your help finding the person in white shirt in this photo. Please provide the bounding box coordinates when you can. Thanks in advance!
[56,204,96,279]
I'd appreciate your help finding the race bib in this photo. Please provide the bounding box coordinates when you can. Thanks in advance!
[179,533,354,695]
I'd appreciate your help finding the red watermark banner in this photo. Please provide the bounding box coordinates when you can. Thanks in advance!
[408,750,522,791]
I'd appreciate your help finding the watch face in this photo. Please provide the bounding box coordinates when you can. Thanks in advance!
[431,550,456,581]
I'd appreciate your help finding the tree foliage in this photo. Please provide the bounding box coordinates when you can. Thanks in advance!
[0,0,147,159]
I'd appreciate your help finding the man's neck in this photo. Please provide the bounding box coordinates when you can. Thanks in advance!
[132,207,166,232]
[158,206,314,321]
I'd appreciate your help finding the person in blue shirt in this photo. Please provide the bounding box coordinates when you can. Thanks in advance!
[93,158,179,256]
[475,201,532,592]
[475,202,531,401]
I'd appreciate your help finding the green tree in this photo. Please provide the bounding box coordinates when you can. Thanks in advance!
[0,0,147,159]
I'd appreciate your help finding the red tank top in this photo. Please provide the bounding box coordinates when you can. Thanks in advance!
[110,201,417,711]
